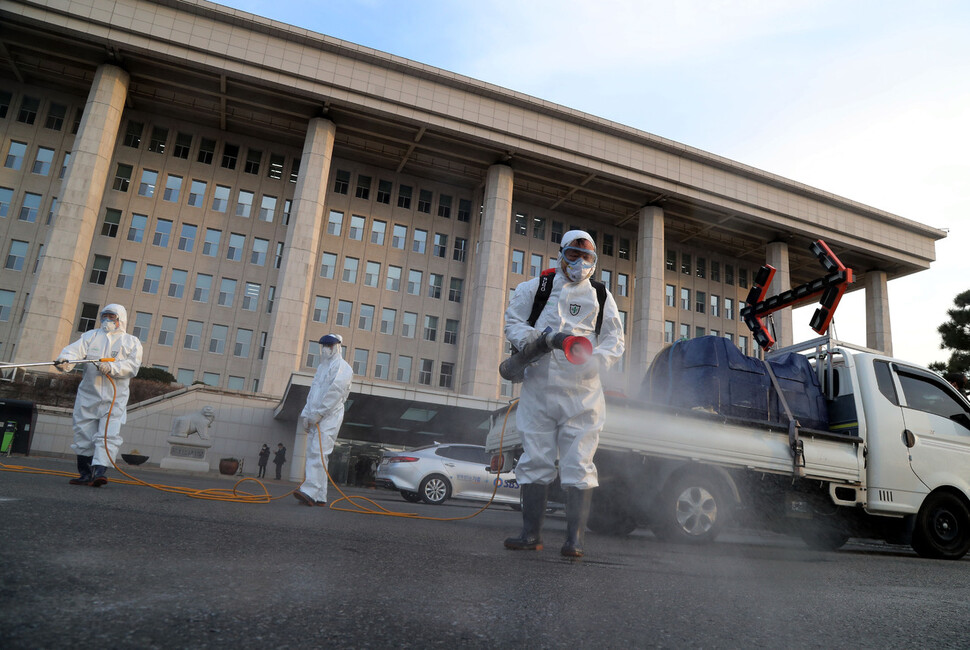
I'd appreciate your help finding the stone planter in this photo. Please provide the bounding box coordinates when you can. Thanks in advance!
[219,458,240,475]
[121,453,149,466]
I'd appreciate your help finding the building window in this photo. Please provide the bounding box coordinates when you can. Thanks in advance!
[392,224,407,249]
[514,213,528,236]
[128,214,147,243]
[235,190,253,218]
[330,169,350,194]
[168,269,187,298]
[439,362,454,389]
[551,221,564,244]
[386,265,402,291]
[396,356,412,383]
[289,158,300,183]
[45,102,66,130]
[696,291,706,314]
[242,283,260,311]
[178,370,195,387]
[453,237,467,263]
[433,233,447,258]
[47,197,57,225]
[178,224,197,252]
[327,210,343,235]
[193,273,212,303]
[601,233,614,257]
[725,298,734,321]
[601,270,612,291]
[86,254,110,284]
[680,288,690,311]
[320,252,337,279]
[397,184,412,209]
[163,175,181,202]
[138,169,158,197]
[336,300,353,327]
[401,312,417,339]
[153,219,172,247]
[31,147,54,176]
[619,238,630,260]
[267,286,275,313]
[375,179,392,204]
[244,149,261,175]
[665,284,675,307]
[696,257,706,278]
[349,215,365,240]
[375,352,390,380]
[457,199,471,222]
[148,126,168,153]
[423,315,438,341]
[449,277,463,303]
[113,163,132,191]
[617,273,629,298]
[202,373,220,387]
[123,120,143,148]
[407,270,423,296]
[437,195,452,219]
[251,238,269,266]
[173,132,192,159]
[380,308,396,334]
[158,316,178,346]
[202,228,221,256]
[227,233,245,261]
[666,250,676,272]
[511,250,524,274]
[342,257,359,283]
[358,304,375,331]
[710,295,720,318]
[0,187,13,218]
[221,143,239,169]
[412,229,427,254]
[364,261,381,288]
[352,349,369,375]
[681,253,692,275]
[116,260,136,290]
[258,332,268,360]
[218,278,237,307]
[371,219,386,245]
[259,195,276,222]
[267,153,285,180]
[209,324,228,354]
[188,180,207,208]
[183,320,203,350]
[417,189,432,213]
[711,261,721,282]
[726,264,735,285]
[77,303,100,332]
[444,319,459,345]
[739,268,748,289]
[418,359,433,385]
[355,175,371,199]
[0,91,9,119]
[197,138,215,164]
[428,273,443,299]
[313,296,331,323]
[19,193,41,223]
[142,265,162,294]
[5,240,28,272]
[234,329,253,358]
[680,323,690,339]
[132,312,151,342]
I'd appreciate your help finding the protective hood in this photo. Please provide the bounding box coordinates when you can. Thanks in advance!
[101,303,128,333]
[558,229,597,283]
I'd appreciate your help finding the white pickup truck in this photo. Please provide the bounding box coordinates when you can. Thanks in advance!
[486,335,970,560]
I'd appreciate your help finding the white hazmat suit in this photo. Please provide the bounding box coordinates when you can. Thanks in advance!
[504,232,625,488]
[296,334,353,505]
[56,304,143,482]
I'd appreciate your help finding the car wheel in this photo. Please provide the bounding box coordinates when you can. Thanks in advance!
[652,472,729,544]
[912,491,970,560]
[400,490,422,503]
[419,474,451,505]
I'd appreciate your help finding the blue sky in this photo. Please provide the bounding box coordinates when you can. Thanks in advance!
[221,0,970,366]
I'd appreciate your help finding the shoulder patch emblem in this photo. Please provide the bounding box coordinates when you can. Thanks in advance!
[569,303,581,316]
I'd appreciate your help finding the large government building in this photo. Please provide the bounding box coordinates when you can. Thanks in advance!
[0,1,945,459]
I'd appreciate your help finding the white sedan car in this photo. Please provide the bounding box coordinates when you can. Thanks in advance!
[375,443,521,506]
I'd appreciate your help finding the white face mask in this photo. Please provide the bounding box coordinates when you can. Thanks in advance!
[101,318,119,333]
[321,345,338,360]
[560,253,596,283]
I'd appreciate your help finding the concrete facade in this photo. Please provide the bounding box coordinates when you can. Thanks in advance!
[0,0,947,447]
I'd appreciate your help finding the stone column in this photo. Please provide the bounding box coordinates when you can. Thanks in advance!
[14,64,129,364]
[865,270,892,355]
[258,118,336,397]
[765,241,793,349]
[632,206,665,394]
[459,163,513,398]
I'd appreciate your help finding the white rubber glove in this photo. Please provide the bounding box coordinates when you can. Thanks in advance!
[54,358,71,373]
[300,417,311,433]
[97,362,113,376]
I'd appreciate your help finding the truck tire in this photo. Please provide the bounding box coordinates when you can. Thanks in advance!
[653,472,728,544]
[587,487,638,536]
[912,492,970,560]
[798,523,850,551]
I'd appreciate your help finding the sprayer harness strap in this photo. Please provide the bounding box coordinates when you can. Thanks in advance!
[762,359,806,475]
[528,268,607,335]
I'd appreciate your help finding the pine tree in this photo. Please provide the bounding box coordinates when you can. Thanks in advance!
[936,290,970,375]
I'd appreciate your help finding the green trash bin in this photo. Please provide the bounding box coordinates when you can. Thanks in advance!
[1,420,15,454]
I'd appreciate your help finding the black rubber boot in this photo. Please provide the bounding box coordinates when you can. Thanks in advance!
[504,483,548,550]
[69,455,94,486]
[90,465,108,487]
[561,487,593,558]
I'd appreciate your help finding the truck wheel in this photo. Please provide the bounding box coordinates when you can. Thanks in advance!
[912,492,970,560]
[419,475,451,505]
[587,488,637,536]
[798,523,850,551]
[653,473,727,544]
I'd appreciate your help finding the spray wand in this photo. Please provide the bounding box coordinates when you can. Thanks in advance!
[0,358,116,371]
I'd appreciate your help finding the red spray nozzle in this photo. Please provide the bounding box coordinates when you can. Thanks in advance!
[561,335,593,365]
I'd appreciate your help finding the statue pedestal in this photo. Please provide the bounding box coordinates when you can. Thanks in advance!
[160,438,213,472]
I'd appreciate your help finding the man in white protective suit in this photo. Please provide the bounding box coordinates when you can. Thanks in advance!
[55,303,143,487]
[503,230,625,557]
[294,333,354,507]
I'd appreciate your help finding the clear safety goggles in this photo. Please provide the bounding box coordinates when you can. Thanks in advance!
[561,246,597,264]
[100,312,119,321]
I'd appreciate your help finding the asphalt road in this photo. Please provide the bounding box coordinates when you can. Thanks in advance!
[2,456,970,649]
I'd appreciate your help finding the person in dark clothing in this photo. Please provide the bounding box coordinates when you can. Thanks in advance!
[257,444,270,479]
[273,443,286,480]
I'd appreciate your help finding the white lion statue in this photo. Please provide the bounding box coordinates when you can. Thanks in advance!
[170,406,216,441]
